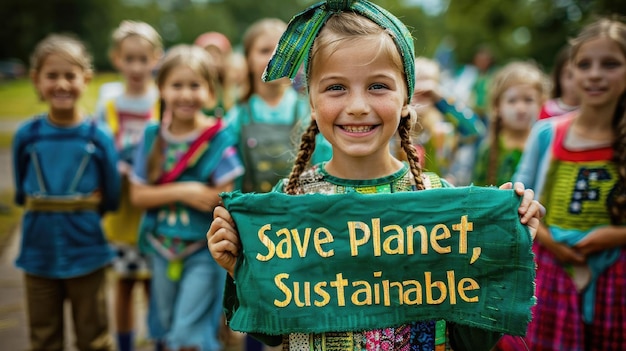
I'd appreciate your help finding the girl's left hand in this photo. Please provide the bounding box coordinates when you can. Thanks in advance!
[499,181,545,240]
[574,226,626,256]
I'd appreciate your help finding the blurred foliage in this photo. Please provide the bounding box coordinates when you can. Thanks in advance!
[1,0,624,74]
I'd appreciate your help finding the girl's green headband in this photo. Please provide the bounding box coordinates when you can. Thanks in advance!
[262,0,416,100]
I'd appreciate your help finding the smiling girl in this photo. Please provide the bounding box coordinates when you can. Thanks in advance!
[503,17,626,350]
[12,33,120,351]
[472,61,548,186]
[207,1,544,350]
[130,45,243,351]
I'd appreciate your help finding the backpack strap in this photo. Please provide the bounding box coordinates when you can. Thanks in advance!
[157,119,224,184]
[106,97,160,134]
[66,122,98,193]
[105,99,119,135]
[22,116,46,194]
[152,99,161,122]
[19,116,106,195]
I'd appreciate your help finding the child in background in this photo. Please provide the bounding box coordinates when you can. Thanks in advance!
[499,17,626,350]
[194,31,236,118]
[409,57,485,184]
[12,33,120,351]
[226,51,249,104]
[451,45,497,124]
[130,44,244,351]
[225,18,331,194]
[95,20,163,351]
[538,44,580,120]
[207,1,544,350]
[472,61,548,186]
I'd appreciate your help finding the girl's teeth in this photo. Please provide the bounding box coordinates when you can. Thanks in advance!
[344,125,373,133]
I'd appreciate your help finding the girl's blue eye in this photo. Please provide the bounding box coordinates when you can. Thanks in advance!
[326,85,344,91]
[370,83,387,90]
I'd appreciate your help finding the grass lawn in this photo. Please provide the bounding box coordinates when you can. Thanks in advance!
[0,133,12,149]
[0,72,121,120]
[0,72,121,148]
[0,190,22,251]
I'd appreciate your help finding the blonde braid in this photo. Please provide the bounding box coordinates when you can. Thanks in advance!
[285,121,320,195]
[398,114,425,190]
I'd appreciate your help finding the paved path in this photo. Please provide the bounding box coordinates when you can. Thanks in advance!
[0,118,20,191]
[0,230,28,350]
[0,148,12,191]
[0,119,23,133]
[0,226,154,350]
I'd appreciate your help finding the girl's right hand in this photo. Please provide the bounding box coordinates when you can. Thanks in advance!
[179,181,223,212]
[207,206,241,277]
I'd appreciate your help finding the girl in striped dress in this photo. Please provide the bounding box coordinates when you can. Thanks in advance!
[498,17,626,351]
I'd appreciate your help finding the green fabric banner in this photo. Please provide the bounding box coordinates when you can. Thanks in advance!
[222,186,535,336]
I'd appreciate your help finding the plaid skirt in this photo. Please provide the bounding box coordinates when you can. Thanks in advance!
[496,242,626,351]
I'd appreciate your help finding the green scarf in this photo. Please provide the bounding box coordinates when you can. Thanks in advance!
[263,0,416,101]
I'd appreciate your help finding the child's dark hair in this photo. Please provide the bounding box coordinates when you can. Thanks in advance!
[146,44,217,184]
[570,17,626,224]
[486,61,547,185]
[549,45,572,99]
[283,12,424,194]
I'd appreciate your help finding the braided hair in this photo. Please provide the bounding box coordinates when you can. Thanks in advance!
[285,11,425,193]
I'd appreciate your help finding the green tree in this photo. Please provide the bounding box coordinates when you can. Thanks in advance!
[0,0,114,69]
[2,0,624,72]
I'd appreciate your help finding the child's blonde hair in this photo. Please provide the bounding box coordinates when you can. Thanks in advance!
[488,61,548,116]
[570,17,626,224]
[284,12,424,194]
[486,61,548,185]
[413,56,442,128]
[146,45,217,184]
[30,33,93,75]
[155,44,217,94]
[414,57,441,83]
[110,20,162,58]
[241,18,287,103]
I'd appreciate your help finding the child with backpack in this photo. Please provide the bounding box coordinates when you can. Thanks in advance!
[12,33,120,351]
[95,20,163,351]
